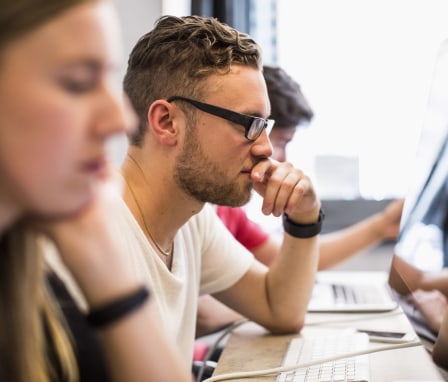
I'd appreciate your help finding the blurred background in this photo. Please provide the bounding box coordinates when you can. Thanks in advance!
[110,0,448,231]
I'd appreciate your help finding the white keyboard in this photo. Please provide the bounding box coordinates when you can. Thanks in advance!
[276,332,370,382]
[332,284,386,305]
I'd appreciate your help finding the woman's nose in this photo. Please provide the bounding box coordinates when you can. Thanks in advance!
[95,88,137,138]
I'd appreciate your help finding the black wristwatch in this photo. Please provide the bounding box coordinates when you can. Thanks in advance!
[282,208,325,238]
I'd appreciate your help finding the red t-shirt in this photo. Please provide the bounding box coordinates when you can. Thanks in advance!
[216,205,269,250]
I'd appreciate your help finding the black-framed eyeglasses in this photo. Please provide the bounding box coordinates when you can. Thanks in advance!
[167,96,275,141]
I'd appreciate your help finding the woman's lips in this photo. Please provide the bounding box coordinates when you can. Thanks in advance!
[82,157,107,178]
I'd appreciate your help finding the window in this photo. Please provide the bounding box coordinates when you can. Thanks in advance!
[253,0,448,200]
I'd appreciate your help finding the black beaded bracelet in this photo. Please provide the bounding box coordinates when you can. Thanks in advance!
[282,208,325,238]
[86,286,150,328]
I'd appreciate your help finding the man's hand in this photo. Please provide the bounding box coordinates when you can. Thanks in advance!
[250,159,320,223]
[378,199,404,240]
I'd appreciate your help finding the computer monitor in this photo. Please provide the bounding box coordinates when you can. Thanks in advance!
[395,38,448,272]
[388,131,447,342]
[395,132,448,271]
[388,38,448,345]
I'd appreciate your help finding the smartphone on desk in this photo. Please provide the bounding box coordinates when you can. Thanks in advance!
[356,329,417,343]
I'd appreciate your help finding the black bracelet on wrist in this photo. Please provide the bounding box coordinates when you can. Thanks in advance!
[86,286,150,328]
[282,208,325,238]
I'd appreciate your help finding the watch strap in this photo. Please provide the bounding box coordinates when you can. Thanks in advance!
[282,208,325,238]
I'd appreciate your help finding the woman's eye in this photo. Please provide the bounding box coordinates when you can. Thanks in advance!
[60,78,95,93]
[56,65,99,94]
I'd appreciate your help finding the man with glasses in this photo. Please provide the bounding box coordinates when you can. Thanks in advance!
[195,64,404,339]
[166,96,276,140]
[213,65,403,271]
[117,15,322,374]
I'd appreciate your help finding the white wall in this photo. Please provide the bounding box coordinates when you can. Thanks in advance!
[112,0,190,74]
[112,0,162,77]
[276,0,448,200]
[108,0,190,165]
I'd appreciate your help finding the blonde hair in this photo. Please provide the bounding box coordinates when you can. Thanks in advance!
[0,226,77,382]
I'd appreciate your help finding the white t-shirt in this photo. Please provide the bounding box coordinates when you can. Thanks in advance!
[47,200,254,368]
[114,200,254,365]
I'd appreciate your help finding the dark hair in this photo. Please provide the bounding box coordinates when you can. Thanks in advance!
[124,15,263,146]
[263,65,314,129]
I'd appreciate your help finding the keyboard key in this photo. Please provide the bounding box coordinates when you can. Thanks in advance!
[276,332,370,382]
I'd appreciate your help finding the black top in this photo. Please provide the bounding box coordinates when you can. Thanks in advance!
[46,272,111,382]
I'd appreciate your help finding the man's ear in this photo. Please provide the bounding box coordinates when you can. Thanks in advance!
[147,100,179,146]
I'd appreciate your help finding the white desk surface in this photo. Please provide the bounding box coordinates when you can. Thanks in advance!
[212,272,446,381]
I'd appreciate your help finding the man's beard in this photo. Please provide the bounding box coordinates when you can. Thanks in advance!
[173,127,253,206]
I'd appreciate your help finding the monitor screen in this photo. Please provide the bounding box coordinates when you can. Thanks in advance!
[395,38,448,272]
[388,38,448,345]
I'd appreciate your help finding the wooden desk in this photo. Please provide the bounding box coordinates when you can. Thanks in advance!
[212,309,446,381]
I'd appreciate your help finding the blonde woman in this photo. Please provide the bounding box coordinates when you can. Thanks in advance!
[0,1,190,381]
